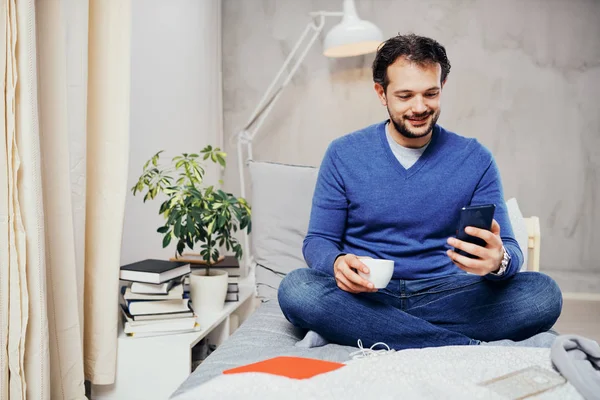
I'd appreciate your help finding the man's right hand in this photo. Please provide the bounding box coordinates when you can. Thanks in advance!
[333,254,377,293]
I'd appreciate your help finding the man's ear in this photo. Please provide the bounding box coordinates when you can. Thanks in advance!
[374,83,387,106]
[441,79,447,89]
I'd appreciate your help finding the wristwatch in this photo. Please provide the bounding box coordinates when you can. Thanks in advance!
[490,246,510,276]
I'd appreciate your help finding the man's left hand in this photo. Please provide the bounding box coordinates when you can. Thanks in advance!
[446,219,504,276]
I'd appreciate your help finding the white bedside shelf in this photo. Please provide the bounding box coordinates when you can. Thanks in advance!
[93,281,255,400]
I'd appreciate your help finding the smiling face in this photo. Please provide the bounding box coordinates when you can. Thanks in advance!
[375,57,445,147]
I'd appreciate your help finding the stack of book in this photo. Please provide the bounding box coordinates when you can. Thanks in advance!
[226,276,239,302]
[119,259,197,337]
[221,256,242,302]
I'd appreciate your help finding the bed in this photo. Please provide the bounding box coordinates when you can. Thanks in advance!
[169,161,580,399]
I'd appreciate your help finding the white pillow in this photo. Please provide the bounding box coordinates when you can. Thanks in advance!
[249,161,530,298]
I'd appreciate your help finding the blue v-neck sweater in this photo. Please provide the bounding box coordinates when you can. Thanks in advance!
[303,121,522,280]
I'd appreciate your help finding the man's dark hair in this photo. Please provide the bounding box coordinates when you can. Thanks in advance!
[372,33,451,91]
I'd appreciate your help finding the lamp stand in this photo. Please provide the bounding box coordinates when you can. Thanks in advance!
[233,11,345,270]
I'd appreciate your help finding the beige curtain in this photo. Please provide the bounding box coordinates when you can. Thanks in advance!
[84,0,131,385]
[1,0,131,398]
[1,2,36,399]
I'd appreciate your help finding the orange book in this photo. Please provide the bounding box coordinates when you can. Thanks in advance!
[222,356,345,379]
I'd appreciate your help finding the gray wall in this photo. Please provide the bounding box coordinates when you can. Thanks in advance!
[222,0,600,290]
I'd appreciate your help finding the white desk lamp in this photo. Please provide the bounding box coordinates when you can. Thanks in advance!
[233,0,383,268]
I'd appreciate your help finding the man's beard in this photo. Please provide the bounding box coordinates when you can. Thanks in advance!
[388,107,440,139]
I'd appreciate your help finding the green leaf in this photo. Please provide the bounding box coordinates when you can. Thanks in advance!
[188,187,202,198]
[152,151,163,167]
[159,201,170,214]
[157,226,169,233]
[216,214,226,229]
[177,241,185,255]
[206,219,215,235]
[162,233,172,248]
[186,214,193,233]
[174,218,182,237]
[192,167,202,183]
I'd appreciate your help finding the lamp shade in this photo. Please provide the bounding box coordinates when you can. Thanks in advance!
[323,0,383,58]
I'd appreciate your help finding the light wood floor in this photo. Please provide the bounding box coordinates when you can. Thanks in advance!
[552,295,600,343]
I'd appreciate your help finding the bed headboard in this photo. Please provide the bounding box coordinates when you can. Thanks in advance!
[524,216,541,272]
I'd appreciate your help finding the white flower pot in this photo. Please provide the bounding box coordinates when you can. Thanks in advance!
[189,269,228,321]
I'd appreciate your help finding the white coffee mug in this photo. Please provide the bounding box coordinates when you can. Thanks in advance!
[358,259,394,289]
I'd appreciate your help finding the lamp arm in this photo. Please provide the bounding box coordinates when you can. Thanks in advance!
[309,11,344,17]
[234,13,327,272]
[247,18,325,142]
[236,13,326,196]
[238,15,326,135]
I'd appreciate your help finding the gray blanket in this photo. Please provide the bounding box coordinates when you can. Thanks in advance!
[552,335,600,400]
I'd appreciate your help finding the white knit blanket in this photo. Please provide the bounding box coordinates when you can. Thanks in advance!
[171,346,582,399]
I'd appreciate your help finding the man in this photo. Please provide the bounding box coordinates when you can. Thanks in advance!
[277,34,562,350]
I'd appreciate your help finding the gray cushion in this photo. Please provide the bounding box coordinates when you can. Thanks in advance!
[249,161,318,298]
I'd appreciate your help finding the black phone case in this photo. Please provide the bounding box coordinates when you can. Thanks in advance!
[455,204,496,258]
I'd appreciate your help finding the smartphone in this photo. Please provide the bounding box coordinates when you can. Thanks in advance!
[455,204,496,258]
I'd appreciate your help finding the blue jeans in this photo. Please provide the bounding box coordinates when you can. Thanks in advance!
[278,268,562,350]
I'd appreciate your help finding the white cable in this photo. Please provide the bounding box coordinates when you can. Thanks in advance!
[349,339,395,360]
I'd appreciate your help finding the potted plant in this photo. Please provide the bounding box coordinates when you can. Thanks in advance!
[131,145,251,314]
